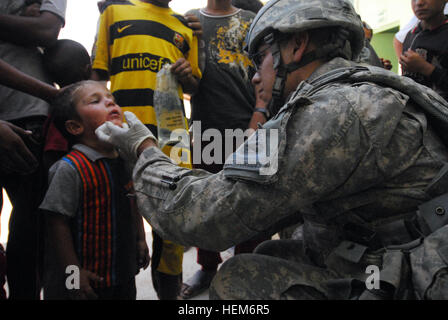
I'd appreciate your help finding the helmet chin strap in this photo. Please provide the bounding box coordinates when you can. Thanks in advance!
[265,30,351,116]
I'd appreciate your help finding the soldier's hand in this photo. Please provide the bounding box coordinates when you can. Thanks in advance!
[95,111,157,164]
[0,120,38,175]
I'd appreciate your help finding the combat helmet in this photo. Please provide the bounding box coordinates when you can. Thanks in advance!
[246,0,365,113]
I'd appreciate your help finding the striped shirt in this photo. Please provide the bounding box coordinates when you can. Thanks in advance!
[92,0,202,136]
[40,144,137,287]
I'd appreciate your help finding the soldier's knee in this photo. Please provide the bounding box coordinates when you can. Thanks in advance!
[210,254,254,300]
[254,239,305,262]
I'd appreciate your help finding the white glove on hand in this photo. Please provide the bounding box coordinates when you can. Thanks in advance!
[95,111,157,163]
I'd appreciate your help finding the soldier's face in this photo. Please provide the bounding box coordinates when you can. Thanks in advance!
[251,44,276,105]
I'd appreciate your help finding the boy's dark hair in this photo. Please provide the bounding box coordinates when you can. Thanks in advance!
[51,81,92,146]
[232,0,264,14]
[43,39,92,88]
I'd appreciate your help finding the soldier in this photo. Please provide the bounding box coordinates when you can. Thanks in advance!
[96,0,448,299]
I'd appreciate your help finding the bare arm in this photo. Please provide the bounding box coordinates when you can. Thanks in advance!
[0,11,63,47]
[91,69,110,82]
[393,37,403,60]
[46,212,102,300]
[0,59,58,102]
[131,196,150,271]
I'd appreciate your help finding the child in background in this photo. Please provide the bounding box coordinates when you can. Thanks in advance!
[41,39,92,171]
[400,0,448,101]
[39,80,150,300]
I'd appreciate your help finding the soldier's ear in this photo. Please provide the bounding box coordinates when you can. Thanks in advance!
[292,32,309,63]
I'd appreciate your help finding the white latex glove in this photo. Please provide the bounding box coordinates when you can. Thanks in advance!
[95,111,157,163]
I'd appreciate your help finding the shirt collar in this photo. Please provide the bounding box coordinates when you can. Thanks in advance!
[72,144,117,162]
[415,15,448,32]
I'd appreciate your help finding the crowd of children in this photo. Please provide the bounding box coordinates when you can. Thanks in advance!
[0,0,447,300]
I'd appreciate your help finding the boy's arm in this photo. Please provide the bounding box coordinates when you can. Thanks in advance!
[130,195,150,271]
[45,211,102,300]
[91,8,111,82]
[0,11,63,47]
[91,69,110,82]
[0,59,58,102]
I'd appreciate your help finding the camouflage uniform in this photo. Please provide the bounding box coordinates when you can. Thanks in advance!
[102,0,448,299]
[133,56,448,299]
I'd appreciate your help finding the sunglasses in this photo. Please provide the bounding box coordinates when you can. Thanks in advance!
[250,45,271,71]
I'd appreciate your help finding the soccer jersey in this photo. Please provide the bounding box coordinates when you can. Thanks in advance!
[93,0,202,136]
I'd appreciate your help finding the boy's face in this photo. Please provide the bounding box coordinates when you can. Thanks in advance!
[411,0,447,21]
[70,82,123,137]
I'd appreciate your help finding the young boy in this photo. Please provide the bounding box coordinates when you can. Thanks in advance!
[400,0,448,101]
[92,0,202,299]
[39,80,150,300]
[41,39,92,171]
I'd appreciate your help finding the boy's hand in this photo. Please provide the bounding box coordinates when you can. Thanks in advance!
[380,58,392,70]
[171,58,193,81]
[184,14,202,37]
[400,49,435,77]
[136,240,150,273]
[71,269,103,300]
[171,58,199,94]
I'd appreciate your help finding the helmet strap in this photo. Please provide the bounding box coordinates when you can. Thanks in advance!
[264,30,351,115]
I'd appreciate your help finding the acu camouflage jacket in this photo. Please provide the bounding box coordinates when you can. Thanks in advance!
[133,58,448,263]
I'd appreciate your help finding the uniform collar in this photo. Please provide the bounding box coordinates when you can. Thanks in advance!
[306,57,356,83]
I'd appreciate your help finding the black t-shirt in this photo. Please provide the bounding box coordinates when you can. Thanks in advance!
[188,8,256,137]
[402,18,448,101]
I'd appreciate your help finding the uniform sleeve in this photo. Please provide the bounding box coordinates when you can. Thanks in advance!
[39,160,80,218]
[132,87,379,252]
[40,0,67,26]
[92,8,111,73]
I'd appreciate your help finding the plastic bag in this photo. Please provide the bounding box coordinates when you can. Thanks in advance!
[154,64,190,163]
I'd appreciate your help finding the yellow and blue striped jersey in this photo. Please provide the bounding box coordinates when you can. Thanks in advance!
[93,0,202,136]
